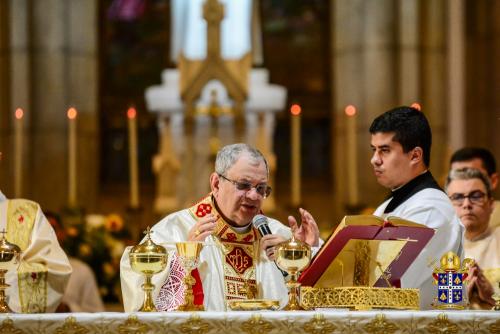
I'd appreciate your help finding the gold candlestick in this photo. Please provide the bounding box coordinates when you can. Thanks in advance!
[275,236,311,310]
[129,227,168,312]
[175,241,204,311]
[0,230,21,313]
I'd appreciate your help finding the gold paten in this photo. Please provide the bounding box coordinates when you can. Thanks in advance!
[129,227,168,312]
[275,236,311,310]
[227,299,279,311]
[300,286,420,310]
[0,230,21,313]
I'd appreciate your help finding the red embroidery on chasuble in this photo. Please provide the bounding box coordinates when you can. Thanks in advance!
[195,203,212,217]
[226,247,253,275]
[215,219,259,301]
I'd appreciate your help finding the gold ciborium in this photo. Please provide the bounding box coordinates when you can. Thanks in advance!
[175,241,204,311]
[0,230,21,313]
[129,227,168,312]
[275,236,311,310]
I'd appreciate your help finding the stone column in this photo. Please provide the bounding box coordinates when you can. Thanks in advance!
[420,0,448,180]
[332,0,398,219]
[398,0,420,104]
[8,0,99,211]
[0,1,11,192]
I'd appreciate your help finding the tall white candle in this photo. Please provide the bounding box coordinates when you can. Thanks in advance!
[290,104,301,207]
[127,107,140,209]
[345,105,359,205]
[67,107,78,207]
[14,108,24,197]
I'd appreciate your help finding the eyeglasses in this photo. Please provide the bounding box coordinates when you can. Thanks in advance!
[449,190,488,206]
[218,174,272,198]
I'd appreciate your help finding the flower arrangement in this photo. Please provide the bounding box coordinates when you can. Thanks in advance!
[61,213,134,303]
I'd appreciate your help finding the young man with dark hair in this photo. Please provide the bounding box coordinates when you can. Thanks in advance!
[450,147,500,228]
[370,106,464,309]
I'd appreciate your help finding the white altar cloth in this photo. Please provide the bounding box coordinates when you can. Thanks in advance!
[1,310,499,333]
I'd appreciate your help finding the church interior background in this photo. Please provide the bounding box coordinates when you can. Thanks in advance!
[0,0,499,306]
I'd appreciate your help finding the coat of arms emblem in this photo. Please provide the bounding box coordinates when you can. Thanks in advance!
[432,251,474,309]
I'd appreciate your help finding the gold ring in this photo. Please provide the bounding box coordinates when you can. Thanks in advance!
[195,229,201,237]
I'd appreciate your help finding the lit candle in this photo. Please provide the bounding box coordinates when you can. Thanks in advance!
[290,104,301,207]
[345,105,359,205]
[67,107,78,207]
[14,108,24,197]
[127,107,140,209]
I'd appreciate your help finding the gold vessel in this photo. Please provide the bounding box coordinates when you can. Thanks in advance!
[129,227,168,312]
[0,230,21,313]
[175,241,204,311]
[275,236,311,310]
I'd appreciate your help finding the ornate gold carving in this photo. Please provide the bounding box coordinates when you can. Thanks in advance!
[117,315,151,334]
[489,319,500,334]
[300,286,419,310]
[303,314,336,334]
[363,314,398,334]
[425,313,459,334]
[0,319,25,334]
[55,316,89,334]
[353,241,370,286]
[241,314,275,334]
[179,314,212,334]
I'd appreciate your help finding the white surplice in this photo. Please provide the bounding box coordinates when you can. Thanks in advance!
[374,188,464,310]
[120,204,291,312]
[0,191,72,313]
[62,257,105,312]
[464,226,500,301]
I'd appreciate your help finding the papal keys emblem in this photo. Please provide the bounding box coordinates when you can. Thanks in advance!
[431,251,474,309]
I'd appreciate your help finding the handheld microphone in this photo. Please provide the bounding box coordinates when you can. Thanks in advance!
[252,214,288,277]
[252,214,272,244]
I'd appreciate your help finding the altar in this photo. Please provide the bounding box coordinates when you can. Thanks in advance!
[1,310,499,333]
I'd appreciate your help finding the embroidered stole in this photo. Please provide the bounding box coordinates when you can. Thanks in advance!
[6,199,48,313]
[189,195,258,303]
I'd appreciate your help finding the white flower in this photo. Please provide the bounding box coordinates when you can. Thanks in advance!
[86,214,105,229]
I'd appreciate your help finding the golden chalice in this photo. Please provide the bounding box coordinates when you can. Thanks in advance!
[0,230,21,313]
[129,227,168,312]
[275,236,311,310]
[175,241,204,311]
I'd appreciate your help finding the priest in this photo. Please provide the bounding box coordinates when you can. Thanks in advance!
[0,191,72,313]
[120,143,320,311]
[369,106,464,309]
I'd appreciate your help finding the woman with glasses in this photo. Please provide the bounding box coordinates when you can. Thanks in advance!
[445,167,500,309]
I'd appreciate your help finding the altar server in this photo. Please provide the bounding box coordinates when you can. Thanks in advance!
[120,143,320,311]
[369,106,464,309]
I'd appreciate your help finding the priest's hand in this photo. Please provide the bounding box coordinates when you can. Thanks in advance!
[467,264,495,307]
[188,214,217,241]
[260,234,286,261]
[288,208,320,247]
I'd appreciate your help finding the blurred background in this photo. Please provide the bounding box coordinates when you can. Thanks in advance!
[0,0,499,305]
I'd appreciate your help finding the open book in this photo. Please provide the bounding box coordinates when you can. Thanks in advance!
[298,215,435,288]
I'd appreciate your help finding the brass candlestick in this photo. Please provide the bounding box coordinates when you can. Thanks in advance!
[175,241,204,311]
[129,227,168,312]
[0,230,21,313]
[275,236,311,310]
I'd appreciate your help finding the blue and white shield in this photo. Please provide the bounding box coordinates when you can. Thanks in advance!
[437,272,463,304]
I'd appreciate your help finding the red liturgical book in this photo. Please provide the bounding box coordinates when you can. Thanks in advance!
[298,215,435,288]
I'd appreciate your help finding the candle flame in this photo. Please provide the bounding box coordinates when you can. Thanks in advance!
[290,104,301,116]
[411,102,422,111]
[345,105,357,117]
[67,107,78,120]
[127,107,137,119]
[15,108,24,120]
